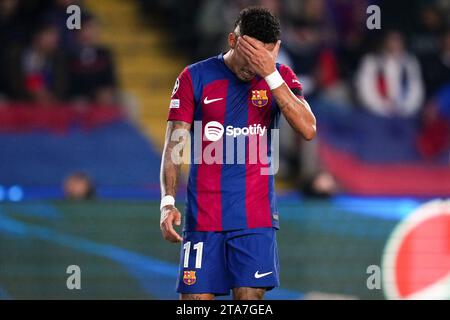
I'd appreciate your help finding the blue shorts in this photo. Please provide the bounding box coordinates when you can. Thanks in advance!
[176,227,280,296]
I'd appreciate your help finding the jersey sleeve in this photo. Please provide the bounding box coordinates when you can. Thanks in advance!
[167,67,195,124]
[278,64,303,97]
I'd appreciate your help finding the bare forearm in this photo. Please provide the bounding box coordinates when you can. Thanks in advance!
[160,146,180,197]
[160,121,191,198]
[272,84,316,140]
[160,133,184,243]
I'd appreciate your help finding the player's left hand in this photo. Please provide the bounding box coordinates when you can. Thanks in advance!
[236,35,281,78]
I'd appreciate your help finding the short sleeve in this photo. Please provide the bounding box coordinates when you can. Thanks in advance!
[167,67,195,123]
[278,64,303,97]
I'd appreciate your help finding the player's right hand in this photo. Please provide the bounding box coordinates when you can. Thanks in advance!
[160,205,183,243]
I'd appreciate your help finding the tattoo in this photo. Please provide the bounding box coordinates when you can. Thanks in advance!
[272,86,316,140]
[160,121,191,197]
[277,98,296,112]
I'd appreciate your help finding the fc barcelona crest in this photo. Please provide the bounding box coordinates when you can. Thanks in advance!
[251,90,269,107]
[183,270,197,285]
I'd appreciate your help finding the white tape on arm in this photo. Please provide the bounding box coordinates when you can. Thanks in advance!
[264,70,285,90]
[160,195,175,211]
[160,195,175,224]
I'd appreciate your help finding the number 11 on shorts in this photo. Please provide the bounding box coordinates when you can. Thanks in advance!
[183,241,203,269]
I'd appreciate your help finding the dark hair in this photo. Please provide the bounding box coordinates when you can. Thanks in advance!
[234,7,280,44]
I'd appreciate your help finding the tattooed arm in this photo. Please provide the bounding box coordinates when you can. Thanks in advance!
[271,85,316,140]
[160,120,191,243]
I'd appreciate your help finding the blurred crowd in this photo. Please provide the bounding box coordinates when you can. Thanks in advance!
[0,0,118,106]
[1,0,449,196]
[141,0,450,103]
[143,0,450,195]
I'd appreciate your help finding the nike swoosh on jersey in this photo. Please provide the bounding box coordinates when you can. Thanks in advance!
[203,97,223,104]
[254,271,273,279]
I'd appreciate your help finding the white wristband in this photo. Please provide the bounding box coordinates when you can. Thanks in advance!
[160,195,175,211]
[264,70,285,90]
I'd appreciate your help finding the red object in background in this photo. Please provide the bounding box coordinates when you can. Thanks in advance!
[0,103,124,134]
[382,200,450,299]
[25,73,45,92]
[319,143,450,196]
[317,48,339,88]
[395,214,450,298]
[417,117,450,159]
[377,69,388,99]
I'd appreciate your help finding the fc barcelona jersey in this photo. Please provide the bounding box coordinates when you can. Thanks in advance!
[167,54,302,232]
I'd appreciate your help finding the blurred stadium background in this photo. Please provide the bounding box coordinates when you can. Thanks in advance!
[0,0,449,300]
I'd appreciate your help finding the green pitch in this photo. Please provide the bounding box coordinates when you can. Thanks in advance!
[0,200,397,299]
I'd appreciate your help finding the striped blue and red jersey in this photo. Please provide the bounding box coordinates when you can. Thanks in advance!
[168,54,302,232]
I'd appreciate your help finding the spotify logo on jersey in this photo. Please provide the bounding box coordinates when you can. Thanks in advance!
[204,121,267,141]
[204,121,224,141]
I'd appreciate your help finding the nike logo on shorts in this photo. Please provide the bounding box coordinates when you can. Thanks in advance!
[254,271,273,279]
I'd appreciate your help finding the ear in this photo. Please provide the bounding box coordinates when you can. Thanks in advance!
[228,32,237,49]
[273,40,281,57]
